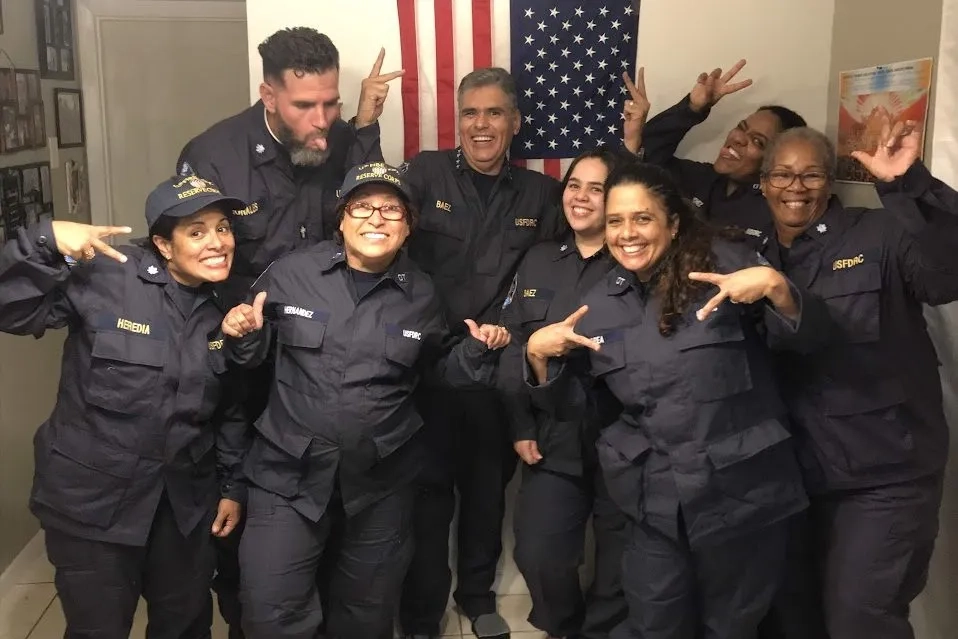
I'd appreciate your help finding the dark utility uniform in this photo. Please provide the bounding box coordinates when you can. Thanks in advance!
[498,238,627,638]
[226,241,501,639]
[396,148,561,632]
[642,95,772,247]
[762,163,958,639]
[529,239,832,639]
[177,102,383,633]
[176,102,383,300]
[0,222,247,639]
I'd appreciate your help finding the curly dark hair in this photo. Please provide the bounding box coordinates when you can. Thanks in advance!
[553,145,633,240]
[333,186,419,246]
[258,28,339,84]
[604,162,718,337]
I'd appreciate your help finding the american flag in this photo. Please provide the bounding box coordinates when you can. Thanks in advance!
[396,0,640,179]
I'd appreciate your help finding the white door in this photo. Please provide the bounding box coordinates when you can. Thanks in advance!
[78,0,249,236]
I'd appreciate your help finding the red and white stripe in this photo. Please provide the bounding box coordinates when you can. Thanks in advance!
[396,0,572,180]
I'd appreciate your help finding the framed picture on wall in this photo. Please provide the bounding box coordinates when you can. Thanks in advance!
[54,88,84,148]
[35,0,74,81]
[0,104,22,153]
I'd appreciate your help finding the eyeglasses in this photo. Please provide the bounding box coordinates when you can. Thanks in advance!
[345,201,407,221]
[763,170,830,189]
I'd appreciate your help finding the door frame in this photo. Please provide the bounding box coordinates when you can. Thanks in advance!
[77,0,246,227]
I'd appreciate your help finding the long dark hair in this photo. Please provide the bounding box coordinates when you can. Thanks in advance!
[554,146,631,240]
[604,162,716,337]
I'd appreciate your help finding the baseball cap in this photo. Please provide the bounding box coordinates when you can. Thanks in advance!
[145,175,247,231]
[339,162,412,202]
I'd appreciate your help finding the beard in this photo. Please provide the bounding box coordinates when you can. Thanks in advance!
[276,119,331,167]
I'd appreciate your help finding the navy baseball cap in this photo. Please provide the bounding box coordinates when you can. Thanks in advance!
[145,175,246,232]
[339,162,412,202]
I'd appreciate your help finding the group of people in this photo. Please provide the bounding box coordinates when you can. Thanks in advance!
[0,25,955,639]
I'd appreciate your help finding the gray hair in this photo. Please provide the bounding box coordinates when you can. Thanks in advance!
[761,127,837,177]
[457,67,519,111]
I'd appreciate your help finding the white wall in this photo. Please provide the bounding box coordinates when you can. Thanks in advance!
[636,0,835,161]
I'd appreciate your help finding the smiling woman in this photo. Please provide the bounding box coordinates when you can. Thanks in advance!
[218,162,513,639]
[0,176,250,637]
[522,161,833,639]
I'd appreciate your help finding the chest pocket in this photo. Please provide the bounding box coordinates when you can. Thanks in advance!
[276,319,327,396]
[412,210,468,275]
[384,333,422,370]
[518,298,550,327]
[86,331,167,415]
[230,191,270,242]
[200,340,229,416]
[817,262,881,343]
[506,217,541,249]
[677,316,752,402]
[589,335,626,378]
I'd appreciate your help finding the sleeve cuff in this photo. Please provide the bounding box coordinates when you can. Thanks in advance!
[220,478,248,504]
[27,218,65,265]
[764,279,803,333]
[875,161,933,198]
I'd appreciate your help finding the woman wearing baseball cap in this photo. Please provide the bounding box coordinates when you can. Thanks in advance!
[0,175,250,638]
[221,162,510,639]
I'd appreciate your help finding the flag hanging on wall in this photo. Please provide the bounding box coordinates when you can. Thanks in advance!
[396,0,640,179]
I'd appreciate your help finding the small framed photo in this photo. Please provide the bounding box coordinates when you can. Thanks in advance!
[31,103,45,148]
[15,71,29,114]
[36,0,74,80]
[54,88,84,148]
[17,117,31,148]
[0,104,22,152]
[40,163,53,204]
[0,68,14,102]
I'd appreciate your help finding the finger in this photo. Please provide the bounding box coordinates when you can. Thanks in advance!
[563,304,589,327]
[94,225,133,239]
[369,47,385,77]
[721,59,747,83]
[530,441,543,461]
[879,119,891,147]
[696,71,709,85]
[89,237,128,263]
[569,333,601,352]
[709,67,722,82]
[622,69,641,100]
[723,79,753,94]
[696,290,729,321]
[688,271,725,285]
[211,511,227,535]
[222,322,244,339]
[252,291,267,328]
[373,69,405,83]
[232,311,255,335]
[636,66,647,97]
[886,120,905,148]
[850,150,873,167]
[463,318,482,340]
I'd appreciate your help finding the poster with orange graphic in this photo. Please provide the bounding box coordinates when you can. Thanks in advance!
[837,58,934,183]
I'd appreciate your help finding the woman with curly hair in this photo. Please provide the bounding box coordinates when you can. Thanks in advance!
[522,161,831,639]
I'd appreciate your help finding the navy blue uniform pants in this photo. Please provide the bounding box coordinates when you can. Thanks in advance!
[759,477,943,639]
[611,514,788,639]
[45,494,215,639]
[239,484,414,639]
[400,388,518,634]
[513,465,628,638]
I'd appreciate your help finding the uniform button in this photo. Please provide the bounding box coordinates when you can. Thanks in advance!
[37,235,48,246]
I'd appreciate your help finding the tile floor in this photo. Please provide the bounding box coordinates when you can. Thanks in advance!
[0,540,547,639]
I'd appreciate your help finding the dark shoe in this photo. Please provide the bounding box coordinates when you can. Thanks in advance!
[403,635,439,639]
[469,612,511,639]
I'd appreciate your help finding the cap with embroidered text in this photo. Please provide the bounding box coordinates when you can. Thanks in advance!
[145,175,247,231]
[339,162,412,202]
